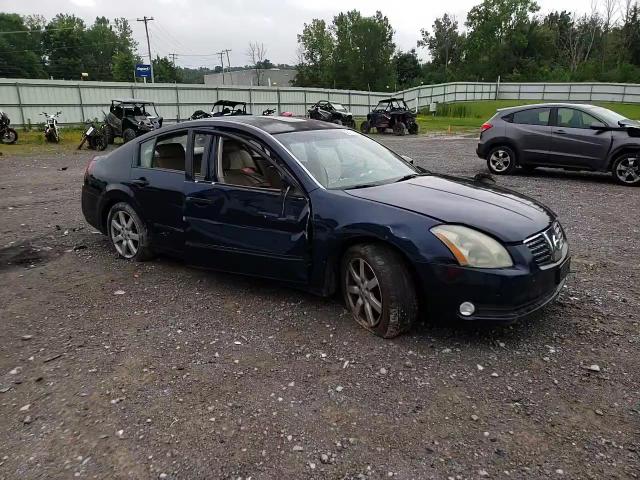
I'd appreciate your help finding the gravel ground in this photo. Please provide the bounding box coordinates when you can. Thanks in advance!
[0,136,638,480]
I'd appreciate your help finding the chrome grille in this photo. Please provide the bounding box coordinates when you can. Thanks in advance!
[524,221,566,267]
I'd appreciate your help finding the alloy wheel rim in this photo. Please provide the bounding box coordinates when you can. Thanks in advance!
[110,210,140,258]
[616,157,640,184]
[345,258,383,328]
[489,150,511,172]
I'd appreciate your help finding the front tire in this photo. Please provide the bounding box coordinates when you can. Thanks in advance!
[103,125,114,144]
[486,146,517,175]
[341,244,418,338]
[612,153,640,186]
[408,122,419,135]
[2,128,17,144]
[332,119,343,126]
[107,202,153,261]
[123,128,136,143]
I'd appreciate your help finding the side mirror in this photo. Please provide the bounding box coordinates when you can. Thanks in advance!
[400,154,414,165]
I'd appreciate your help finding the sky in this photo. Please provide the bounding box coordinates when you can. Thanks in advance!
[5,0,594,69]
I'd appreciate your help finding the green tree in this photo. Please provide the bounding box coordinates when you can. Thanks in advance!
[393,49,421,89]
[464,0,540,80]
[418,13,465,79]
[153,55,181,83]
[0,13,46,78]
[294,19,334,87]
[43,14,87,80]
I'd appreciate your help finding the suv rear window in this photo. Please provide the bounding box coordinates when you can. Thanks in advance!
[511,108,550,126]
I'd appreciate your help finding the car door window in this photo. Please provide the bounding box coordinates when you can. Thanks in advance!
[512,108,550,126]
[217,137,287,190]
[139,131,188,171]
[557,108,599,129]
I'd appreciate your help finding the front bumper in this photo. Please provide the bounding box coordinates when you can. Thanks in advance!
[417,253,571,322]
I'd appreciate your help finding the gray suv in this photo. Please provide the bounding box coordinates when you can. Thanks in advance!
[476,103,640,186]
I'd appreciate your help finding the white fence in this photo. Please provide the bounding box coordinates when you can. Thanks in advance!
[3,78,640,126]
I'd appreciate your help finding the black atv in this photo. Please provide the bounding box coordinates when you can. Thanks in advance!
[104,99,163,144]
[190,100,250,120]
[307,100,355,128]
[360,98,418,136]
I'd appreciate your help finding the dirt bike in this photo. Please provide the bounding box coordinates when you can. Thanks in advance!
[0,111,18,144]
[78,119,107,151]
[42,111,62,143]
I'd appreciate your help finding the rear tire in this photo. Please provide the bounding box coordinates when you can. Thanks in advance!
[408,122,419,135]
[393,121,407,136]
[123,128,136,144]
[612,153,640,186]
[341,244,418,338]
[107,202,154,261]
[360,121,371,134]
[486,146,517,175]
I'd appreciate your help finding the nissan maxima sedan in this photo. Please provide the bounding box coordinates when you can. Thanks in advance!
[477,103,640,186]
[82,116,570,338]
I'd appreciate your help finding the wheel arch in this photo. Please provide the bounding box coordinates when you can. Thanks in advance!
[323,235,424,301]
[607,145,640,171]
[98,185,143,234]
[484,137,521,163]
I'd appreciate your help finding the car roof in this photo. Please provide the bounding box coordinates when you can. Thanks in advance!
[112,98,154,104]
[182,115,343,134]
[214,100,246,107]
[497,102,601,112]
[378,97,404,102]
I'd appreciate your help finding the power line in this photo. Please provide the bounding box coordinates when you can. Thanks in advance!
[136,16,154,83]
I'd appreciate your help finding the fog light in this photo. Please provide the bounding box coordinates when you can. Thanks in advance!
[459,302,475,317]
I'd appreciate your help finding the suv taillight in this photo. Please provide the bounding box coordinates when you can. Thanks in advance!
[480,122,493,132]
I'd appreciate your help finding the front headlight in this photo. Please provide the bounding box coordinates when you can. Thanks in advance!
[431,225,513,268]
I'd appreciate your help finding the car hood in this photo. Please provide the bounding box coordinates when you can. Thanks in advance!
[345,175,554,242]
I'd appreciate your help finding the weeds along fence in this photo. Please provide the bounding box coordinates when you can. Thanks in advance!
[3,78,640,126]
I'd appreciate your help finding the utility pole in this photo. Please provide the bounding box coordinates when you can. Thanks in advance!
[216,51,225,85]
[222,49,232,85]
[169,53,179,83]
[137,16,155,83]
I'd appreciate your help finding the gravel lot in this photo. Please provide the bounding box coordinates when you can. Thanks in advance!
[0,136,638,480]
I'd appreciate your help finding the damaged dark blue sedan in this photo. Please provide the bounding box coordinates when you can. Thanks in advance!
[82,116,570,338]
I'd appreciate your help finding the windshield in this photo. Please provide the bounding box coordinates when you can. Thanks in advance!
[333,103,347,112]
[375,100,402,111]
[587,106,628,125]
[276,129,418,189]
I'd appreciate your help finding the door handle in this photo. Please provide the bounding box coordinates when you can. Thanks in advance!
[554,129,567,134]
[187,197,214,206]
[132,177,149,187]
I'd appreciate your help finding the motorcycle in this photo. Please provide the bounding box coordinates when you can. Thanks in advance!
[262,108,276,116]
[0,111,18,144]
[41,111,61,143]
[78,119,107,151]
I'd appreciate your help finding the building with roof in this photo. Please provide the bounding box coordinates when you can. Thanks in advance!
[204,68,297,87]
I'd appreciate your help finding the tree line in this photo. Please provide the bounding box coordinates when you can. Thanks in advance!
[3,0,640,88]
[0,13,287,83]
[294,0,640,90]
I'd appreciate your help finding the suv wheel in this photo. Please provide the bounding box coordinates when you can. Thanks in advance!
[612,153,640,186]
[487,146,516,175]
[393,121,407,136]
[341,244,417,338]
[107,202,153,261]
[123,128,137,143]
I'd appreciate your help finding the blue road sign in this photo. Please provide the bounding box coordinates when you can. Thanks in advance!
[135,64,152,78]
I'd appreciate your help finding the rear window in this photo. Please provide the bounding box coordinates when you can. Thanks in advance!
[511,108,550,126]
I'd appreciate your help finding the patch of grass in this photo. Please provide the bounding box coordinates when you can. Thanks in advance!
[422,100,640,122]
[0,128,87,156]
